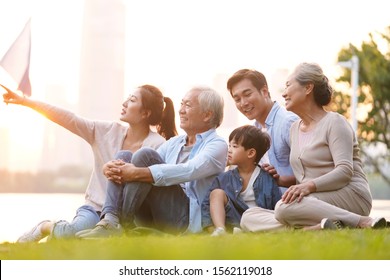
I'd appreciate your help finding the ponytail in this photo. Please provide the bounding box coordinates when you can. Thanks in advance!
[138,84,177,140]
[157,96,177,140]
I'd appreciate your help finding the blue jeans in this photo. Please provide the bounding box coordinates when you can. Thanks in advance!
[50,204,100,239]
[103,148,189,234]
[50,150,132,239]
[101,150,134,218]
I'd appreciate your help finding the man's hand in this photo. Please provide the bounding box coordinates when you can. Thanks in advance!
[261,163,295,187]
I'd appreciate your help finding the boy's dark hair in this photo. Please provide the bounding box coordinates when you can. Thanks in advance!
[229,125,271,164]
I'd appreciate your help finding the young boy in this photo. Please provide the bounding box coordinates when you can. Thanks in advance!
[201,125,282,236]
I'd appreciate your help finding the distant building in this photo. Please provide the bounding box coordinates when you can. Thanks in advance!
[40,0,126,171]
[78,0,126,120]
[39,84,87,171]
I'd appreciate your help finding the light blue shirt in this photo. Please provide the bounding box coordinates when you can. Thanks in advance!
[255,102,299,177]
[148,128,228,233]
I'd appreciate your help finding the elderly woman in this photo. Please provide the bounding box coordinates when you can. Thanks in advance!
[240,62,387,231]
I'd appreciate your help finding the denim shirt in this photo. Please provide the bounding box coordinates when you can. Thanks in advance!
[201,167,282,228]
[149,128,228,233]
[255,102,299,176]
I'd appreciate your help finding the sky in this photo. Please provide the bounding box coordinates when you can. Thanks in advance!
[1,0,390,171]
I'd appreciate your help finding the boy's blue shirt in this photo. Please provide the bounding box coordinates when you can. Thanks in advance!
[201,166,282,228]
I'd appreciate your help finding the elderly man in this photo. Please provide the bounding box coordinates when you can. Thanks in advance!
[78,86,228,237]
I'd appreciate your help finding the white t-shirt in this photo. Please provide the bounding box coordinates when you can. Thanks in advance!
[239,166,261,208]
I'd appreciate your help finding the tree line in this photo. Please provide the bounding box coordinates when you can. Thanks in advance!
[332,25,390,186]
[0,165,90,193]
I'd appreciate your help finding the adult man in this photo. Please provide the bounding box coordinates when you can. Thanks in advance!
[227,69,299,191]
[78,86,228,237]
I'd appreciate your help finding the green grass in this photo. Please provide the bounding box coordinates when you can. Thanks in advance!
[1,229,389,260]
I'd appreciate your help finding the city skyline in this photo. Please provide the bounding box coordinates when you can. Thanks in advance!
[1,0,390,172]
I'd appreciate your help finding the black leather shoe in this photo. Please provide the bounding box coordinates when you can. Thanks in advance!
[371,217,387,229]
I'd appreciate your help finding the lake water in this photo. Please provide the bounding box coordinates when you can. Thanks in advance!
[1,193,389,243]
[0,193,85,243]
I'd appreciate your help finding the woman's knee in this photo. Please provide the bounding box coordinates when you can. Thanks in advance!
[132,147,162,167]
[76,205,100,221]
[274,200,289,224]
[115,150,133,162]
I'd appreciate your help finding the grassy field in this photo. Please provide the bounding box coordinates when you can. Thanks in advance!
[1,229,389,260]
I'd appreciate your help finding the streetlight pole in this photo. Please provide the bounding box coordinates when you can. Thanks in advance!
[338,55,359,132]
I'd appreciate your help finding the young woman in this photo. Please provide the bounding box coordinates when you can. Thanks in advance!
[1,83,177,242]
